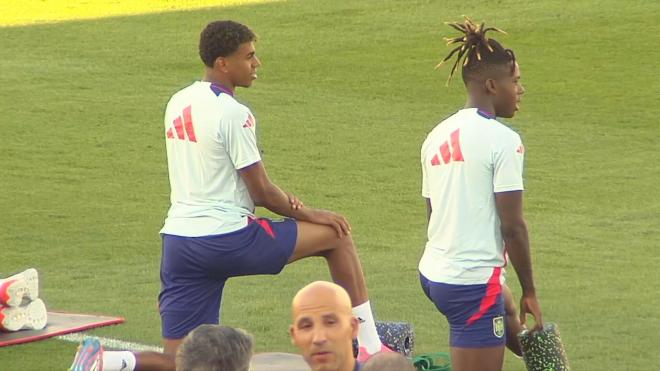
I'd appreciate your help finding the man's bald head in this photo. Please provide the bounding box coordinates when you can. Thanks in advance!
[291,281,352,318]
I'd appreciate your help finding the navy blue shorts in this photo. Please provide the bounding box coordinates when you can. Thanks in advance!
[420,270,505,348]
[159,217,297,339]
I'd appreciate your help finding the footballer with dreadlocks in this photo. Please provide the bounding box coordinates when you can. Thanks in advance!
[418,17,543,371]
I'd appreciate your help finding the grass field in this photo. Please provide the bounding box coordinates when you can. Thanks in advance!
[1,0,659,370]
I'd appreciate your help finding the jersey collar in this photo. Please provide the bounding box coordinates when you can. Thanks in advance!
[210,82,234,97]
[476,109,496,120]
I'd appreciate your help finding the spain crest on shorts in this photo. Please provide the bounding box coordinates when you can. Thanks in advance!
[493,316,505,338]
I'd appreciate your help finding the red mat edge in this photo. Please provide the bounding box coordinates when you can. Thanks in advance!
[0,312,124,347]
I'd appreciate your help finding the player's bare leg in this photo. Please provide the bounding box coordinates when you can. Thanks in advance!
[163,338,184,357]
[288,221,367,305]
[134,352,175,371]
[70,338,176,371]
[502,284,523,356]
[450,345,505,371]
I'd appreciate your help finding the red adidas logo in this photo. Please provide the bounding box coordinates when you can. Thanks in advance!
[243,114,255,128]
[166,105,197,142]
[431,129,464,166]
[516,144,525,154]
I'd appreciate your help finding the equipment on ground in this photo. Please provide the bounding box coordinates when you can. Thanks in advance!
[518,322,570,371]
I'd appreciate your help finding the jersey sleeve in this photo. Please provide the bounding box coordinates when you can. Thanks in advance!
[219,107,262,170]
[493,132,525,193]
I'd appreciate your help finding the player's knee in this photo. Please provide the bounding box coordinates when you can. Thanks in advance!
[337,234,357,252]
[319,234,356,257]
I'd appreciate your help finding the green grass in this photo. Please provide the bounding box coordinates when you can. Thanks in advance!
[1,0,659,369]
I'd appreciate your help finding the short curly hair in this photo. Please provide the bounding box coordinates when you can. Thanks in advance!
[199,20,256,67]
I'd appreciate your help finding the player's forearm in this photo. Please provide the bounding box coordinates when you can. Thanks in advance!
[502,221,537,296]
[255,182,291,213]
[257,183,311,220]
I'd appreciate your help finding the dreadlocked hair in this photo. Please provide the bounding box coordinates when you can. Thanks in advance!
[436,17,516,86]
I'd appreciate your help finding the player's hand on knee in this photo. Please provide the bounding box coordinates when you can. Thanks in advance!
[308,210,351,238]
[519,293,543,332]
[286,192,304,210]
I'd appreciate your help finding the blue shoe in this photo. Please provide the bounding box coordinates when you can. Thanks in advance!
[70,337,104,371]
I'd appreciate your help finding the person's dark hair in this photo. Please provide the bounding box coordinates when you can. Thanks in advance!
[436,17,516,85]
[199,20,257,67]
[175,325,253,371]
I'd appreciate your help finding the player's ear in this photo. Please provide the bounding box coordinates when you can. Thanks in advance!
[485,78,498,95]
[350,317,359,339]
[289,325,296,345]
[214,56,228,72]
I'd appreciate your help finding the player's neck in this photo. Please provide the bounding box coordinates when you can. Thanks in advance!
[203,71,235,94]
[464,95,496,117]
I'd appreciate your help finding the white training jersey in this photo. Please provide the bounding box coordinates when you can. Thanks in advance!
[419,108,525,285]
[160,81,261,237]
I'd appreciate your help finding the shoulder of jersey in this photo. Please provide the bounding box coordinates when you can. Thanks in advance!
[472,109,519,139]
[222,96,251,119]
[201,83,251,116]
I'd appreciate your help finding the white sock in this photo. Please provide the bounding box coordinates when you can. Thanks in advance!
[352,301,382,353]
[102,351,137,371]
